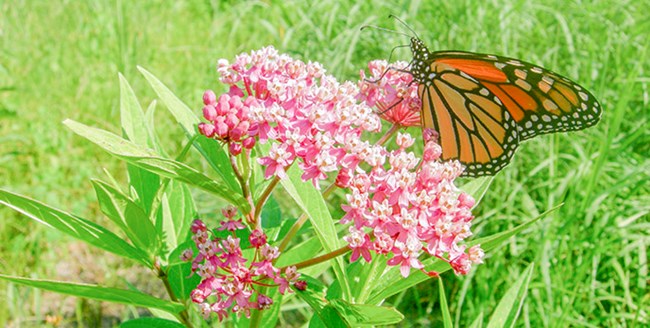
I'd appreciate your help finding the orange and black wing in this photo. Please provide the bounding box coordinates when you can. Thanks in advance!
[419,51,602,176]
[418,60,519,177]
[431,51,602,141]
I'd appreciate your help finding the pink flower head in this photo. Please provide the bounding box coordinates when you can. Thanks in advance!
[188,218,289,321]
[344,226,372,262]
[358,60,421,127]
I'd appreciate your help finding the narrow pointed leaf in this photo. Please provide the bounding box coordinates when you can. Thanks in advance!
[0,189,150,265]
[0,274,184,314]
[137,66,240,192]
[120,317,185,328]
[280,166,350,300]
[63,119,249,212]
[92,179,161,254]
[486,263,534,328]
[438,277,453,328]
[329,299,404,326]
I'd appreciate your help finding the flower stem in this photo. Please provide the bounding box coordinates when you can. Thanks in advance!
[277,213,308,253]
[280,245,351,270]
[253,176,281,227]
[376,123,401,146]
[156,264,193,327]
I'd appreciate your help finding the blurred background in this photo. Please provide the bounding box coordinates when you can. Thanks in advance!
[0,0,648,326]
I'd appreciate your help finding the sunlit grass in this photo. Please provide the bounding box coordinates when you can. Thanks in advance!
[1,0,648,326]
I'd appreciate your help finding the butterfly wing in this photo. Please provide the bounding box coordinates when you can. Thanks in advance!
[418,60,520,176]
[430,51,602,141]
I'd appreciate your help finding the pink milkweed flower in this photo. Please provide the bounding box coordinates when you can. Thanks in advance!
[218,218,245,231]
[344,226,372,262]
[358,60,421,127]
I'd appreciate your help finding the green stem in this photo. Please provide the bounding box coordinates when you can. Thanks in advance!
[277,213,308,254]
[376,123,401,146]
[156,265,193,327]
[253,176,281,228]
[280,245,351,270]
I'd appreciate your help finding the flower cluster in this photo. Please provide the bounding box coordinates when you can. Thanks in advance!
[340,131,484,277]
[194,48,484,320]
[187,216,301,321]
[199,46,383,187]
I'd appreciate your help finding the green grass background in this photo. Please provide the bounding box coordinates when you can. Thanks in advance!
[1,0,648,326]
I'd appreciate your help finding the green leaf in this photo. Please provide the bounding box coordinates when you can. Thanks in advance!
[119,73,154,149]
[160,180,195,251]
[261,195,282,229]
[92,179,161,255]
[279,166,350,299]
[294,276,402,327]
[120,317,185,328]
[438,277,453,328]
[346,259,387,303]
[368,205,560,304]
[329,299,404,326]
[293,276,348,327]
[137,66,240,193]
[0,189,150,265]
[486,262,535,328]
[166,241,201,300]
[0,274,184,314]
[468,312,484,328]
[459,176,493,208]
[63,119,249,213]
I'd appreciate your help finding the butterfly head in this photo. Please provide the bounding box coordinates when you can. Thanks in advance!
[409,37,431,80]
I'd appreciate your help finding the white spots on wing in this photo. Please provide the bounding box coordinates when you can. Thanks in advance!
[531,67,543,74]
[479,88,489,96]
[515,78,532,91]
[579,91,589,101]
[494,62,506,69]
[514,69,527,79]
[541,75,555,86]
[543,99,559,111]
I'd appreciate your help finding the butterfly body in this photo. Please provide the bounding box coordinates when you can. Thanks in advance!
[408,37,602,177]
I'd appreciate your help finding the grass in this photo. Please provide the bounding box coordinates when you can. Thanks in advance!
[1,0,648,326]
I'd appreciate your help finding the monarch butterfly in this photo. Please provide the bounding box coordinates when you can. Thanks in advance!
[370,18,602,177]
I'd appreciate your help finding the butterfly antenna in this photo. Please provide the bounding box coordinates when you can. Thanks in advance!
[387,44,410,63]
[388,14,420,39]
[360,25,411,39]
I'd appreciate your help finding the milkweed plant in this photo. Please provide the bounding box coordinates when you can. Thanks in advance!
[0,46,542,327]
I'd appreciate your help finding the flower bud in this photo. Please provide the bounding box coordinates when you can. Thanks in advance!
[423,141,442,162]
[229,142,242,156]
[203,105,218,121]
[191,219,207,233]
[203,90,217,105]
[198,123,216,138]
[242,136,256,149]
[335,169,351,188]
[180,249,194,262]
[249,229,267,248]
[257,294,273,309]
[294,280,308,291]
